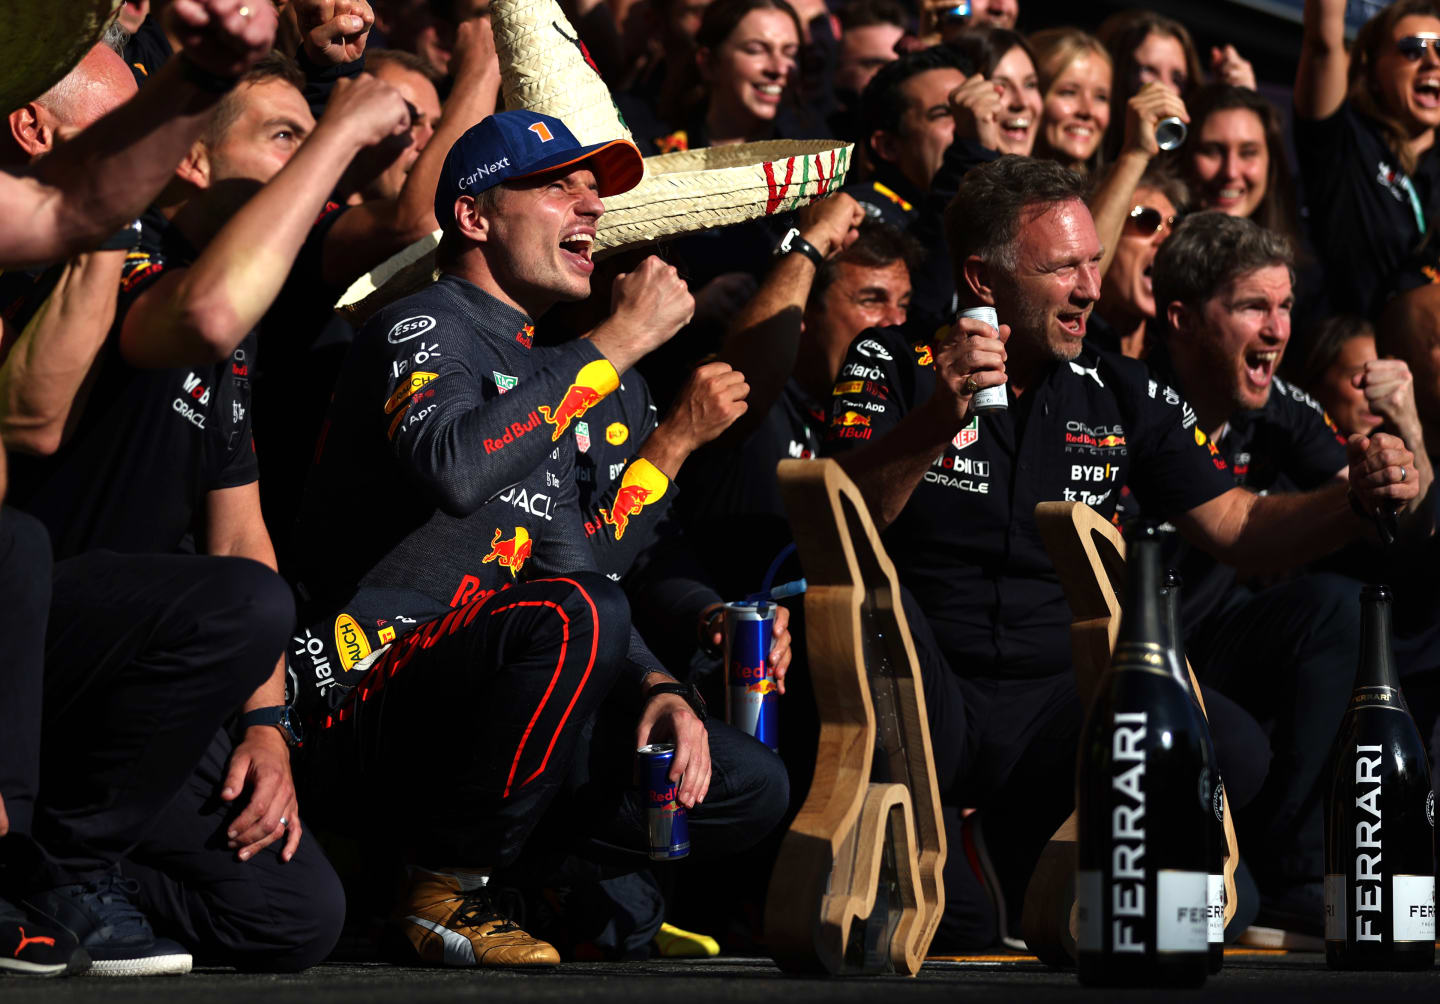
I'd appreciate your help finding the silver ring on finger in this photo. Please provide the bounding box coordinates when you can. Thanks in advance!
[279,816,288,828]
[1401,466,1408,483]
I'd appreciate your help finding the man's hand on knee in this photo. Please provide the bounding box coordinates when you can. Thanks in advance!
[636,693,712,808]
[222,727,303,862]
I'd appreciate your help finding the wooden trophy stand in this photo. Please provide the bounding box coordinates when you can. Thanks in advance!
[1020,501,1239,966]
[764,459,946,976]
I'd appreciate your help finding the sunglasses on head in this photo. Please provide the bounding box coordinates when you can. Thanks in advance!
[1396,33,1440,60]
[1126,205,1177,235]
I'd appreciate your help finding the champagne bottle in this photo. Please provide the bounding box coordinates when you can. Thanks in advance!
[1076,521,1210,988]
[1324,584,1435,971]
[1162,571,1225,973]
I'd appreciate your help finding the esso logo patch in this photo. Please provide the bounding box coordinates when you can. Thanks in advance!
[388,315,436,344]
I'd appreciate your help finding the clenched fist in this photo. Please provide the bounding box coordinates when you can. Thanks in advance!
[796,192,865,259]
[664,361,750,452]
[297,0,375,65]
[321,73,414,150]
[1347,431,1420,517]
[169,0,278,79]
[612,256,696,353]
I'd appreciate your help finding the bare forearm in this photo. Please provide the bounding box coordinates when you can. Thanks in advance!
[638,421,693,479]
[176,126,364,355]
[1186,480,1359,572]
[718,256,812,444]
[395,65,499,236]
[17,60,224,264]
[1088,151,1148,277]
[836,398,958,529]
[1296,0,1348,119]
[0,252,125,453]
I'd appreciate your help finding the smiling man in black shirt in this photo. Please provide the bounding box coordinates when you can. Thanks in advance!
[1149,210,1435,937]
[826,156,1422,947]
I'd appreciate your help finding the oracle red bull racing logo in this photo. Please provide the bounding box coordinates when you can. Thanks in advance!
[482,526,533,577]
[599,460,669,540]
[538,360,619,441]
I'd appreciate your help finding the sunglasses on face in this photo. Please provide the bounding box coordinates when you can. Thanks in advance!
[1126,205,1177,236]
[1396,33,1440,61]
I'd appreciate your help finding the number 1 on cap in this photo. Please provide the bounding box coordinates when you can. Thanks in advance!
[529,122,555,142]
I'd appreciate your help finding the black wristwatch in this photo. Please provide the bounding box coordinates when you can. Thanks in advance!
[238,705,304,749]
[645,681,708,722]
[774,226,825,267]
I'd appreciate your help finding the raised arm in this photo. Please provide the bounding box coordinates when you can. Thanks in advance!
[120,74,411,367]
[0,248,130,454]
[321,15,502,285]
[1088,83,1187,277]
[835,316,1007,528]
[717,193,863,444]
[1295,0,1350,121]
[0,0,276,267]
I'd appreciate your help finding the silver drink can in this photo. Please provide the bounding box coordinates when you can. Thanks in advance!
[1155,116,1187,151]
[960,305,1007,412]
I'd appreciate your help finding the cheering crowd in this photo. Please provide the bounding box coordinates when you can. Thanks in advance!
[0,0,1435,978]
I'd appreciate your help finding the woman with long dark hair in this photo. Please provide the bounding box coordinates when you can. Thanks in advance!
[1295,0,1440,317]
[1184,84,1303,249]
[617,0,808,153]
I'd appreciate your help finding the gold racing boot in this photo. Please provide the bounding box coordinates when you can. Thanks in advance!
[395,866,560,968]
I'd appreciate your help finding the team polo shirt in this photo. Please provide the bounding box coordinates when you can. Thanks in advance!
[1294,101,1440,317]
[824,326,1233,678]
[679,378,827,597]
[1144,345,1350,631]
[6,216,256,558]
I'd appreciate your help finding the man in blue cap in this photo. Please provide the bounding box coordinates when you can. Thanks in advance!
[289,111,790,968]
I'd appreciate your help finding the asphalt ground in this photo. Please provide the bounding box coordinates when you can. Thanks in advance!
[6,950,1439,1003]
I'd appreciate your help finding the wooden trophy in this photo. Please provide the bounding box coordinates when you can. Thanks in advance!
[764,459,946,976]
[1020,501,1239,966]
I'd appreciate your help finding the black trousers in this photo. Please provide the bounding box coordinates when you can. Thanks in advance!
[0,536,343,971]
[906,588,1271,949]
[300,573,789,872]
[1189,573,1362,890]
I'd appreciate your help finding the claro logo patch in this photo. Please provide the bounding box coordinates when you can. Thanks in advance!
[387,315,436,344]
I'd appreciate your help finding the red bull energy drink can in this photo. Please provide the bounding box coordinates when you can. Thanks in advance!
[724,601,778,750]
[637,743,690,860]
[961,305,1007,412]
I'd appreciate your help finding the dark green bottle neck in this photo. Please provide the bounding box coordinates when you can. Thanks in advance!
[1119,538,1166,648]
[1356,595,1401,693]
[1159,582,1193,690]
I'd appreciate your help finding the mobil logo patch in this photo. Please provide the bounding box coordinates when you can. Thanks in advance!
[387,315,436,344]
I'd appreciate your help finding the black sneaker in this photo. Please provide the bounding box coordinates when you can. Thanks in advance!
[0,896,89,977]
[23,874,191,976]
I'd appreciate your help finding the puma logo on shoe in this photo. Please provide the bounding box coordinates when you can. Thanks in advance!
[14,927,56,956]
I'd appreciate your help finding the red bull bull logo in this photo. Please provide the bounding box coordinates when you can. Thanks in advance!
[538,360,619,440]
[837,410,871,427]
[599,460,669,540]
[481,527,532,577]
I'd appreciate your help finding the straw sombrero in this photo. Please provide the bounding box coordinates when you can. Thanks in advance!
[3,1,122,113]
[336,0,851,321]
